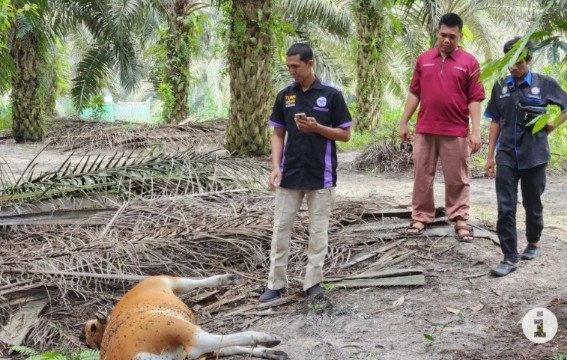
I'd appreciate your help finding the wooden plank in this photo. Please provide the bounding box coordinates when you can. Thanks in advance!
[0,209,116,226]
[361,207,445,220]
[423,224,499,244]
[330,275,426,287]
[327,268,423,282]
[0,290,49,346]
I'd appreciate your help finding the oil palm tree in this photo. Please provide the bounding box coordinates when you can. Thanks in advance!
[219,0,354,155]
[7,0,50,142]
[2,0,146,142]
[223,0,273,155]
[353,0,389,131]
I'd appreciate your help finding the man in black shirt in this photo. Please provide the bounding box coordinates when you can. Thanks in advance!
[484,37,567,276]
[259,43,353,302]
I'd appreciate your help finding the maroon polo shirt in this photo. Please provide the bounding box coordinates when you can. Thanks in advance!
[409,47,485,137]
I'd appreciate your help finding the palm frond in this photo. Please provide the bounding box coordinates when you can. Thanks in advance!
[277,0,355,39]
[71,45,115,110]
[0,49,14,92]
[0,149,269,204]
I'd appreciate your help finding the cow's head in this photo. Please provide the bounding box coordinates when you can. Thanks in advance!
[84,311,109,349]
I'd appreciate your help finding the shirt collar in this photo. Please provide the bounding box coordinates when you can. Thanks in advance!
[293,77,323,91]
[506,71,532,87]
[434,47,460,60]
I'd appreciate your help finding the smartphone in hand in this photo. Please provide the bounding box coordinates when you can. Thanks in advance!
[295,113,307,120]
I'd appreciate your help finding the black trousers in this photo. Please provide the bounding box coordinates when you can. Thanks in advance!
[495,163,546,262]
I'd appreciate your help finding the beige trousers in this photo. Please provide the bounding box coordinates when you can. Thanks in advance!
[267,187,336,291]
[412,133,470,223]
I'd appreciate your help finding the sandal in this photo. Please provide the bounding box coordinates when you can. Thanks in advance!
[490,261,518,277]
[454,224,474,243]
[405,220,427,235]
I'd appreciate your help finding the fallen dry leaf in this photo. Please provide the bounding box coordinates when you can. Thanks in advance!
[392,296,405,307]
[446,307,461,314]
[470,303,485,312]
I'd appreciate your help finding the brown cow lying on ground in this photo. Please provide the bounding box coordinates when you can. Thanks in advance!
[84,274,288,359]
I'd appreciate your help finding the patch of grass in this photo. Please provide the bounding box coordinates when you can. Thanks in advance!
[553,354,567,360]
[549,124,567,170]
[338,130,373,151]
[10,345,99,359]
[320,282,337,292]
[307,301,324,314]
[0,110,12,130]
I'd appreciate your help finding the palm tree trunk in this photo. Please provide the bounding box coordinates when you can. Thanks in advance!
[354,0,387,132]
[10,28,45,142]
[225,0,272,155]
[162,0,193,124]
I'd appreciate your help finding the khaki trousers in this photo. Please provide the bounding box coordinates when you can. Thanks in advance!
[267,187,336,291]
[412,133,470,223]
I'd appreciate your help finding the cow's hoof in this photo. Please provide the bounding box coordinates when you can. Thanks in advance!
[220,274,242,285]
[259,339,281,348]
[272,350,289,360]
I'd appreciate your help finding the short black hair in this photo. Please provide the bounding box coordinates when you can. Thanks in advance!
[286,43,313,62]
[439,13,463,32]
[503,37,534,61]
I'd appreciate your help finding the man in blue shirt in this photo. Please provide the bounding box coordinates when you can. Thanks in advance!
[259,43,353,302]
[484,37,567,276]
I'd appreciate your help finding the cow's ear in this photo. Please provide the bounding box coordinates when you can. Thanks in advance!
[95,311,108,324]
[90,323,98,332]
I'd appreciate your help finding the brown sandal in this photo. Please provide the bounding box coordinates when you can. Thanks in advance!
[405,220,427,235]
[454,225,474,243]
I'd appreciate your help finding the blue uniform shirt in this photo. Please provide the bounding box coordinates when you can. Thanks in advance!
[268,78,353,190]
[484,71,567,169]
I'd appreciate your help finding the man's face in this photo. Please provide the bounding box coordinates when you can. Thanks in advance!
[508,59,529,79]
[286,54,313,83]
[437,24,461,55]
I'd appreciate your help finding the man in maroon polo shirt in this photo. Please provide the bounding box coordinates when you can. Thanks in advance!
[399,13,485,241]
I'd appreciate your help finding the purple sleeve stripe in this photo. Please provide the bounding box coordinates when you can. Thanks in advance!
[269,120,285,128]
[338,121,353,129]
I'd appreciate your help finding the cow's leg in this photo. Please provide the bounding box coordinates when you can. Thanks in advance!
[187,329,282,359]
[166,274,241,293]
[205,346,289,359]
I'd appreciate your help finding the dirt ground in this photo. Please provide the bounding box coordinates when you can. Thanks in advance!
[231,152,567,360]
[1,142,567,359]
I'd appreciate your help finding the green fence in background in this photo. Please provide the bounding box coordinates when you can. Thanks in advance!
[80,99,153,123]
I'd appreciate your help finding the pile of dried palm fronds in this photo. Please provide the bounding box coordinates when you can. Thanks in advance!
[0,149,269,205]
[352,140,413,173]
[0,194,394,352]
[45,117,225,152]
[0,133,419,354]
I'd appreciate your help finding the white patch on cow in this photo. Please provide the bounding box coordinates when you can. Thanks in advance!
[134,346,185,360]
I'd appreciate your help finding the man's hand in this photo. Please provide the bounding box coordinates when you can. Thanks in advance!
[400,123,413,143]
[468,132,482,154]
[268,168,281,190]
[295,115,319,133]
[484,158,496,178]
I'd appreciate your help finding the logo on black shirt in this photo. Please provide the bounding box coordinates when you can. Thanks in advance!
[285,95,296,107]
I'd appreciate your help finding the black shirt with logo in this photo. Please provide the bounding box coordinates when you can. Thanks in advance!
[268,78,353,190]
[484,72,567,169]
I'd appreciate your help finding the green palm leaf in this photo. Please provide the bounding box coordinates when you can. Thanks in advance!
[71,46,114,110]
[0,150,269,204]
